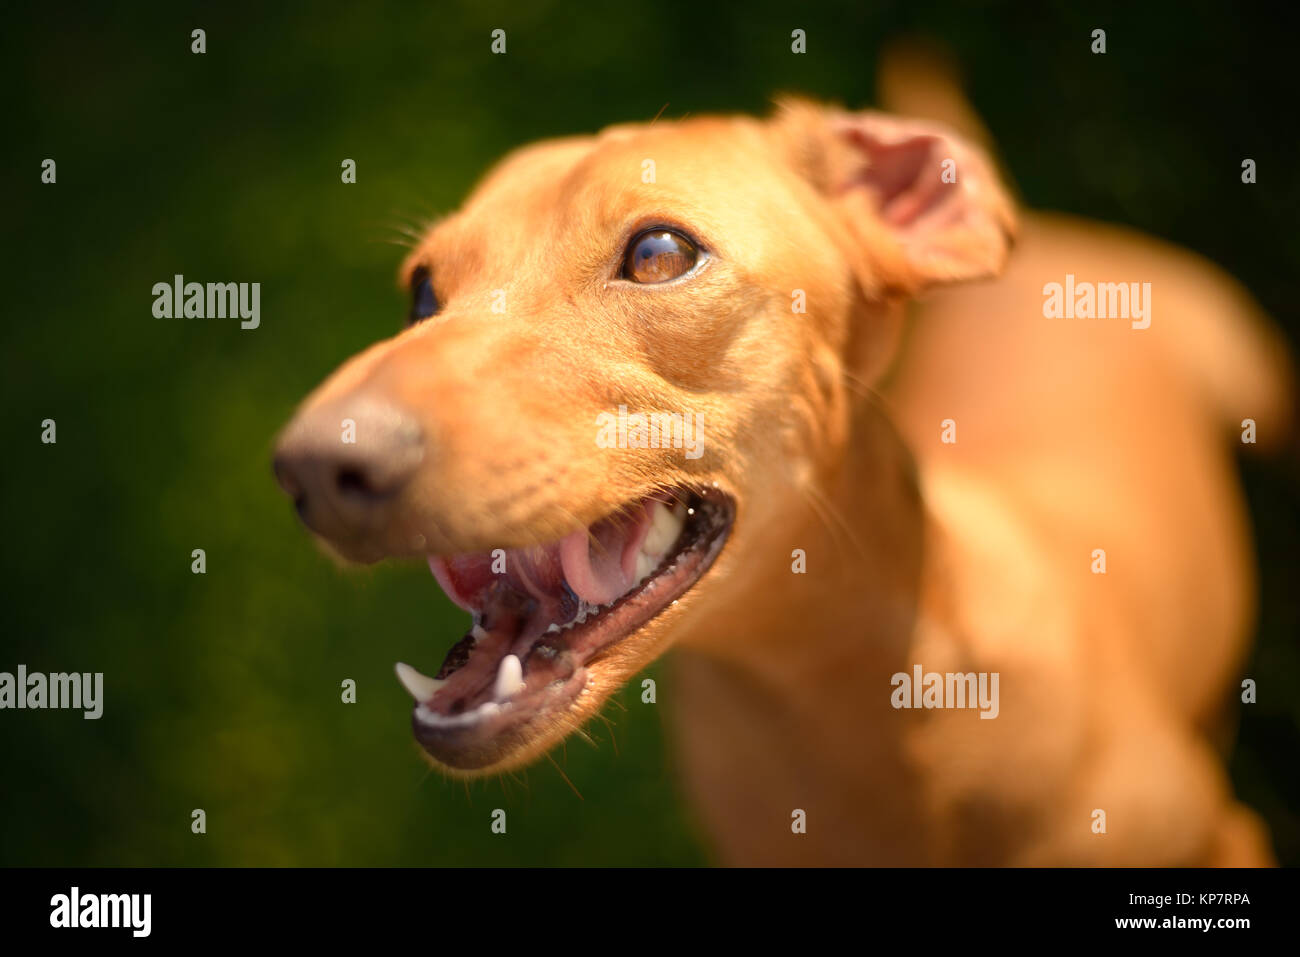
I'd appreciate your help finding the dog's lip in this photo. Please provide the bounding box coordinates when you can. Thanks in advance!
[403,485,735,770]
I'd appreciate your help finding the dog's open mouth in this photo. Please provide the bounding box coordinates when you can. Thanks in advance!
[396,486,734,769]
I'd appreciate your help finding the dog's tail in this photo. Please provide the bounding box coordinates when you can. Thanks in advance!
[1150,257,1297,453]
[876,38,1296,451]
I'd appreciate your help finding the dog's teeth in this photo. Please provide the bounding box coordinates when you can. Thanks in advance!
[414,699,503,729]
[642,500,687,559]
[394,662,444,702]
[546,597,612,635]
[493,654,525,701]
[635,550,657,583]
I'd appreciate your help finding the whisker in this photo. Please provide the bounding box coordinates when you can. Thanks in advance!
[597,711,620,756]
[801,481,868,562]
[841,369,876,402]
[545,751,583,800]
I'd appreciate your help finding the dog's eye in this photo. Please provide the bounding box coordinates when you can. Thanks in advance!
[408,268,439,325]
[622,229,698,283]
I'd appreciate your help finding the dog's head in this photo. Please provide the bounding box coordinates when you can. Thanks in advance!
[273,100,1014,773]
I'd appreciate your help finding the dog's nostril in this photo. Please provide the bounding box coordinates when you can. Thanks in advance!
[276,395,424,536]
[335,465,393,500]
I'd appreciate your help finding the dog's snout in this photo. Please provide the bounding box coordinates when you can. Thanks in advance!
[273,395,424,542]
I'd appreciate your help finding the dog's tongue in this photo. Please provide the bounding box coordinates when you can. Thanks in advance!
[429,502,655,613]
[558,504,652,605]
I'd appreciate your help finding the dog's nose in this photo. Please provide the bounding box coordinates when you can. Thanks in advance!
[273,395,424,540]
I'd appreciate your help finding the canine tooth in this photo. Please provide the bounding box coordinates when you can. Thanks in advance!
[546,623,561,634]
[642,500,687,557]
[493,654,525,700]
[394,662,444,701]
[635,550,657,583]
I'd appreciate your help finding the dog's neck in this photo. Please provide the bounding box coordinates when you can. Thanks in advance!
[667,398,949,863]
[682,395,931,670]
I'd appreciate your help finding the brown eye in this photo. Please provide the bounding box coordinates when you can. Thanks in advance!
[622,229,699,283]
[407,266,439,325]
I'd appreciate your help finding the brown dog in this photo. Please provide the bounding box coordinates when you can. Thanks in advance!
[273,57,1292,865]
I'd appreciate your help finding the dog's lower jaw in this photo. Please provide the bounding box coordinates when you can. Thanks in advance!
[415,593,708,777]
[409,488,737,775]
[412,668,593,778]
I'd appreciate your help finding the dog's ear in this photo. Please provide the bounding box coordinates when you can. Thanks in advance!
[774,98,1016,294]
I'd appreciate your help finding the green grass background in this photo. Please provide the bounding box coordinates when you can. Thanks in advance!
[2,0,1296,865]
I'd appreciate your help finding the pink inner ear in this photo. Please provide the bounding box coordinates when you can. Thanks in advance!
[827,111,1015,285]
[842,129,950,230]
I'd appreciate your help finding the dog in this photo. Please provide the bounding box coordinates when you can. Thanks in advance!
[273,50,1292,865]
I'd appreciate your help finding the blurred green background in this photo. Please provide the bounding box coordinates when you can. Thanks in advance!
[2,1,1296,865]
